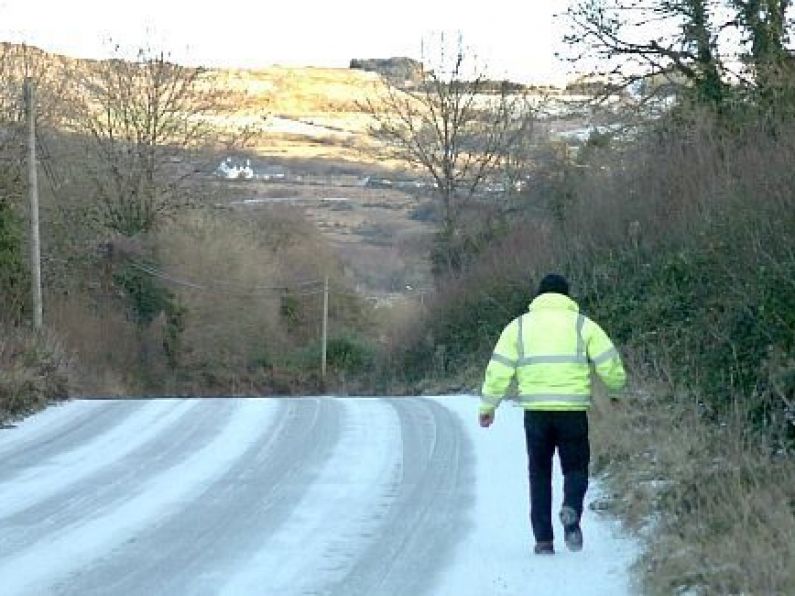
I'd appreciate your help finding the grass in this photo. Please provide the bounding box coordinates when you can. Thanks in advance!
[590,377,795,595]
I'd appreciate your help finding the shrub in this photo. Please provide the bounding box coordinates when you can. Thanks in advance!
[0,330,70,422]
[326,335,375,375]
[0,199,28,324]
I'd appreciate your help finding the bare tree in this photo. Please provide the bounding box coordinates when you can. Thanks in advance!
[0,43,70,184]
[564,0,729,106]
[66,45,236,236]
[564,0,795,109]
[364,35,533,274]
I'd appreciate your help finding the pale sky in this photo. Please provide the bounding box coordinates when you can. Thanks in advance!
[0,0,574,84]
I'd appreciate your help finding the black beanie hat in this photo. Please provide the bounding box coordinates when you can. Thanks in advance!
[537,273,570,296]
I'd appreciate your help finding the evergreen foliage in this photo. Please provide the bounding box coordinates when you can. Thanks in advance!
[0,198,28,324]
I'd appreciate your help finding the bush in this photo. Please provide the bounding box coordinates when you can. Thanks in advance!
[277,333,375,393]
[326,335,375,375]
[0,199,28,324]
[113,263,179,327]
[0,330,70,422]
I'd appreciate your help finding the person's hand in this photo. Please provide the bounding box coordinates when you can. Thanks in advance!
[479,411,495,428]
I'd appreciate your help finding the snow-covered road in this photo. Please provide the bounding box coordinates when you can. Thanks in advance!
[0,397,637,595]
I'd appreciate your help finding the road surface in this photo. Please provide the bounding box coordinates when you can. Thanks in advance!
[0,396,637,595]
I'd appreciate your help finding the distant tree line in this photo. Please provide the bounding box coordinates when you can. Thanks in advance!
[349,57,425,86]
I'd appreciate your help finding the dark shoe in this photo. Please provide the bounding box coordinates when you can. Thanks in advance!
[533,541,554,555]
[559,506,583,552]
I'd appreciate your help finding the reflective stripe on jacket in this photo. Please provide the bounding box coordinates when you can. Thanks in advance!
[480,293,626,412]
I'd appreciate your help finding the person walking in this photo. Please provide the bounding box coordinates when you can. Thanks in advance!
[478,273,626,555]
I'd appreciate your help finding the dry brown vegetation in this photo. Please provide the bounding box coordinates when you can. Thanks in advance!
[154,208,337,389]
[578,111,795,589]
[206,66,386,116]
[45,201,369,396]
[203,65,395,164]
[591,378,795,595]
[0,330,69,423]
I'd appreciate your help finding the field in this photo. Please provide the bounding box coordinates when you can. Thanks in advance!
[210,161,436,298]
[201,65,591,299]
[194,66,438,296]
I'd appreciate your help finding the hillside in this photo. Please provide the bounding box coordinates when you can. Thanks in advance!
[207,65,384,117]
[197,64,436,298]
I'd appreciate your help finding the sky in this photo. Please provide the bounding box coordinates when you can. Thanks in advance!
[0,0,575,85]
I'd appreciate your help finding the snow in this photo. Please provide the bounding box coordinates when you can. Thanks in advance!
[430,397,638,596]
[220,398,403,595]
[0,399,278,595]
[0,396,638,595]
[228,196,351,206]
[0,399,196,517]
[263,116,355,138]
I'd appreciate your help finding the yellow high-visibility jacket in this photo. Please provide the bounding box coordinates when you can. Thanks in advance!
[480,293,626,413]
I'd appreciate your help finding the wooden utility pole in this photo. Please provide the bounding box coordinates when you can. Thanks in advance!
[25,78,43,330]
[321,275,329,381]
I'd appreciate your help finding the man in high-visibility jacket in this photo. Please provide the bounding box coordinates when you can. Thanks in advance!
[479,273,626,555]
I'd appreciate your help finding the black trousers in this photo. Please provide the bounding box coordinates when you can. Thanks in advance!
[523,410,590,543]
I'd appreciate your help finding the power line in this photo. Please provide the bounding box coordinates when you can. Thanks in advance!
[128,260,327,297]
[128,260,336,382]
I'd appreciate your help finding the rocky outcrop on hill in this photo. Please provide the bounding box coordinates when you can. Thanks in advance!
[349,57,424,86]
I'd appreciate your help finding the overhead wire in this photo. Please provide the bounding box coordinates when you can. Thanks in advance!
[129,261,432,303]
[128,260,327,297]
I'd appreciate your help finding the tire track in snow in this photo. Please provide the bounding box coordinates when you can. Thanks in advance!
[329,397,472,596]
[0,398,281,595]
[0,399,196,518]
[52,397,342,596]
[0,396,636,595]
[0,398,236,554]
[0,399,146,469]
[220,398,404,596]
